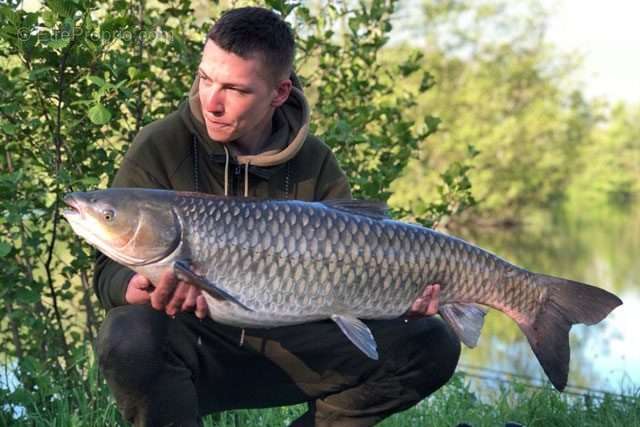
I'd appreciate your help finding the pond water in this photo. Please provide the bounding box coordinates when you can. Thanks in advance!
[452,205,640,397]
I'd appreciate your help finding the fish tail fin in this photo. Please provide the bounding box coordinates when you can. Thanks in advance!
[517,274,622,391]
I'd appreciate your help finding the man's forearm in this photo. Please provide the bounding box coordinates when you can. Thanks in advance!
[94,251,136,310]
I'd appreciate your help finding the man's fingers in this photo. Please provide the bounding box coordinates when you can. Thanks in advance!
[426,284,440,316]
[195,294,208,319]
[131,273,152,290]
[125,274,154,305]
[405,284,441,318]
[410,285,432,312]
[150,270,178,311]
[166,281,190,316]
[182,286,199,312]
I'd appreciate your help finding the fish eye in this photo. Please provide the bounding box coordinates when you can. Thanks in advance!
[103,209,115,222]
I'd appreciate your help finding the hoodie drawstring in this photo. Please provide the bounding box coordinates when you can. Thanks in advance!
[223,145,230,196]
[192,136,200,192]
[244,162,249,197]
[221,145,249,197]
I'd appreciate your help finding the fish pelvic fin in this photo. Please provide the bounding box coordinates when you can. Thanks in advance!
[331,314,379,360]
[519,274,622,392]
[439,303,488,348]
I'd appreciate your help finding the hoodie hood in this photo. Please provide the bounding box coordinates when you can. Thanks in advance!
[182,74,309,168]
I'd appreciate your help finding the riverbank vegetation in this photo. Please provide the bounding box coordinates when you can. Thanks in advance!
[3,369,639,426]
[1,0,637,424]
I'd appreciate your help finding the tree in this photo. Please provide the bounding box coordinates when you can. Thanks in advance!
[566,102,640,211]
[390,0,599,224]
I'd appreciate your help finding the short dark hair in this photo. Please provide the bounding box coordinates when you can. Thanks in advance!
[207,7,295,83]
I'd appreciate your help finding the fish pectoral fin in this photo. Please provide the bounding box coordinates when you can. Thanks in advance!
[439,303,488,348]
[330,314,379,360]
[173,260,254,312]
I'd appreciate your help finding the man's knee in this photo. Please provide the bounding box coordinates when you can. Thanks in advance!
[407,317,461,395]
[97,304,168,390]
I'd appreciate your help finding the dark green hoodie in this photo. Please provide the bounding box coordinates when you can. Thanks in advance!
[94,78,351,309]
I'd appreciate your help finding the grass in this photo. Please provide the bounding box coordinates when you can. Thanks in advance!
[3,368,639,427]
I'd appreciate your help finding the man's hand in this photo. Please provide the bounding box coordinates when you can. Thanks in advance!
[125,271,209,319]
[125,273,154,305]
[405,284,440,318]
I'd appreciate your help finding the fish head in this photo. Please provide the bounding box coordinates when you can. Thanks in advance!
[62,189,181,267]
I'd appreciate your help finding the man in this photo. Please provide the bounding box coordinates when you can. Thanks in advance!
[95,7,460,427]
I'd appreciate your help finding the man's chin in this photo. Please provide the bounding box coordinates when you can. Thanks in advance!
[205,127,234,143]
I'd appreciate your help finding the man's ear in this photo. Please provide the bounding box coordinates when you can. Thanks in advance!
[271,79,292,107]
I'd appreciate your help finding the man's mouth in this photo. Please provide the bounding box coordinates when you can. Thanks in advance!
[205,115,231,128]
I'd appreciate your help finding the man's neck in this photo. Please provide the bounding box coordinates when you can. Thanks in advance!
[232,113,274,156]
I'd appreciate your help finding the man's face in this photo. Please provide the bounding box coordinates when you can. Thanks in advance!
[198,40,283,147]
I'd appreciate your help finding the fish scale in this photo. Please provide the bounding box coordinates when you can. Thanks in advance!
[63,189,622,391]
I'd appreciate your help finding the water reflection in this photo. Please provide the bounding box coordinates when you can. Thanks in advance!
[452,204,640,395]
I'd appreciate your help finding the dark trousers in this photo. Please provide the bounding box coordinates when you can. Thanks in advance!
[97,305,460,427]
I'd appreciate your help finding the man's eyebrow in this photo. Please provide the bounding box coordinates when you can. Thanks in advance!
[223,83,252,91]
[197,67,252,91]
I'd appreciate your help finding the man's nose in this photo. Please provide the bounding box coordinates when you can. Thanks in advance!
[206,88,225,116]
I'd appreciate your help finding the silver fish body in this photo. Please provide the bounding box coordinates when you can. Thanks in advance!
[63,189,622,391]
[172,196,523,327]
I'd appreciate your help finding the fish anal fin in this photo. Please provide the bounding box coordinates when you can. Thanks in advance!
[173,260,254,312]
[331,314,379,360]
[439,303,487,348]
[322,200,389,220]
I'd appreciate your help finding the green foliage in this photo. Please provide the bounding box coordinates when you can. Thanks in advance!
[1,354,125,426]
[0,0,208,420]
[389,0,639,225]
[293,0,446,204]
[4,367,639,426]
[565,102,640,214]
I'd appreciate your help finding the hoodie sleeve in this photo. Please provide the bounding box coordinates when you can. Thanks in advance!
[93,135,170,310]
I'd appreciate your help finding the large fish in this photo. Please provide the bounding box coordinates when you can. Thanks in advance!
[62,188,622,391]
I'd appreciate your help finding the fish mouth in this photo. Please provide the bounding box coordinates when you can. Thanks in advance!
[62,194,82,218]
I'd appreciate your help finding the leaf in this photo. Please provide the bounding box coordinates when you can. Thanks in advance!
[126,66,138,80]
[29,67,51,81]
[0,241,11,257]
[88,104,111,125]
[425,115,441,135]
[1,122,18,135]
[87,75,106,87]
[46,0,76,17]
[419,71,436,93]
[48,36,71,49]
[79,176,100,187]
[17,287,41,304]
[264,0,298,16]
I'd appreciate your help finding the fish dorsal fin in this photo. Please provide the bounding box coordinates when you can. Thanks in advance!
[439,303,488,348]
[322,200,389,220]
[331,314,379,360]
